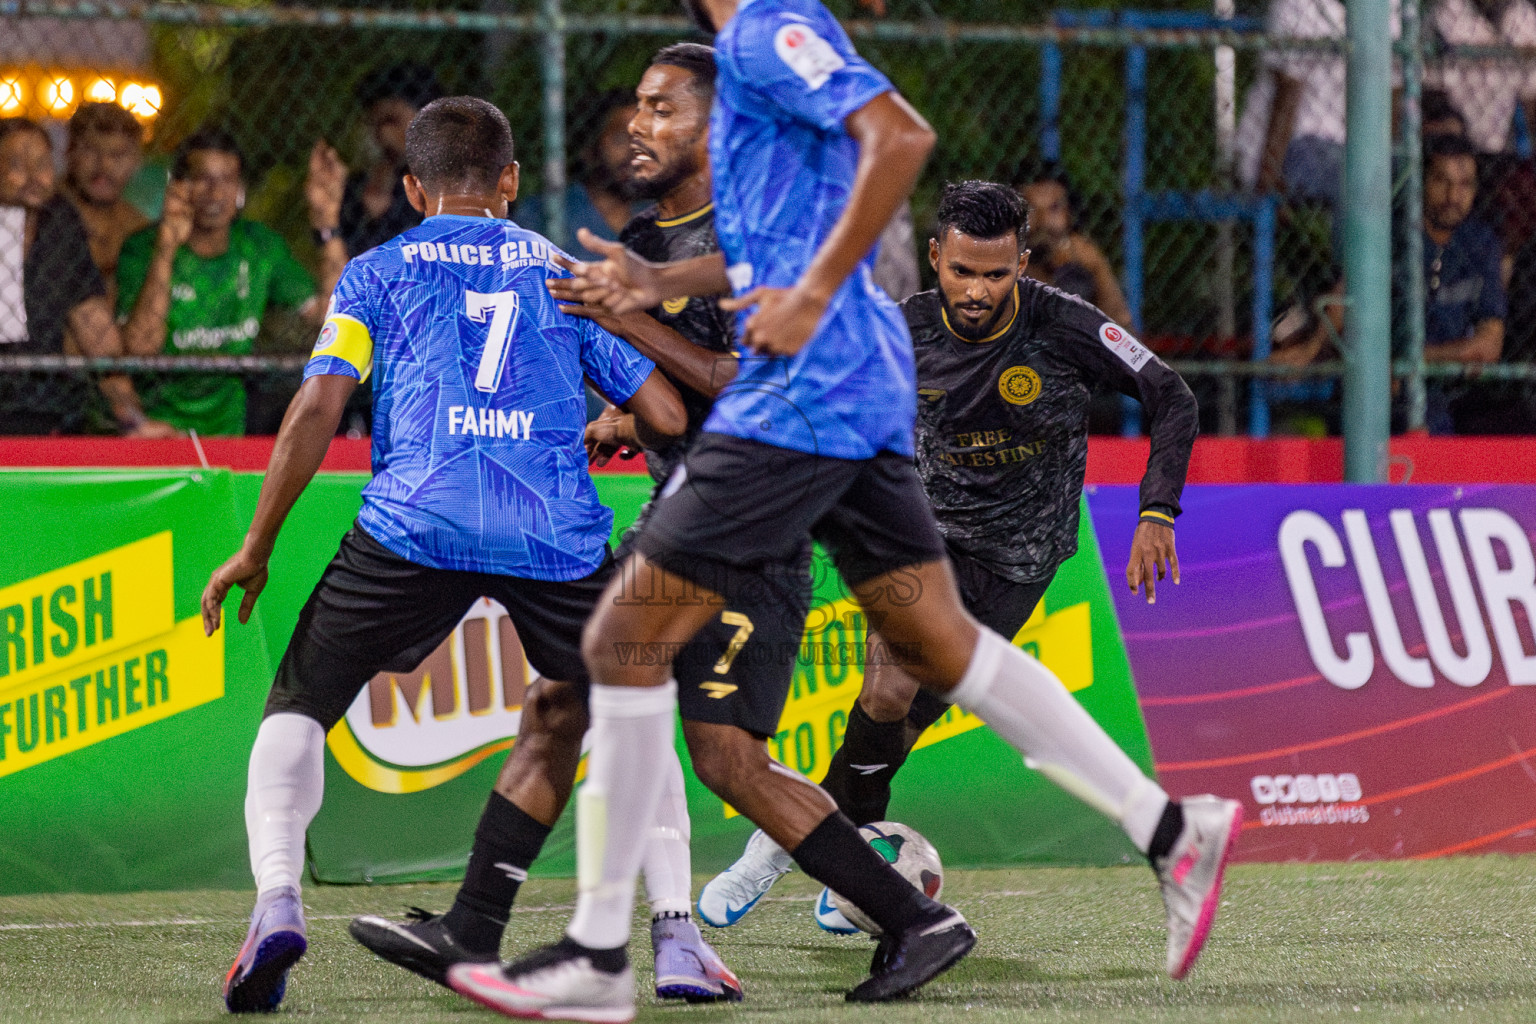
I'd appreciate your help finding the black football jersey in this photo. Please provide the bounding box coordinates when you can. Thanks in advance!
[618,203,735,483]
[903,278,1198,584]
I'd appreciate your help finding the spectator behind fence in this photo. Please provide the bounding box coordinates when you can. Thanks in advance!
[0,118,167,436]
[1415,133,1505,432]
[118,128,344,436]
[1016,167,1133,329]
[516,90,639,259]
[62,103,150,307]
[305,63,440,259]
[1430,0,1536,156]
[1238,0,1400,253]
[1270,135,1502,435]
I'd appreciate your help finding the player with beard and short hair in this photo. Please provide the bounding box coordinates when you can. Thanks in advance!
[451,3,1241,1018]
[346,55,765,1006]
[577,42,742,483]
[701,178,1202,934]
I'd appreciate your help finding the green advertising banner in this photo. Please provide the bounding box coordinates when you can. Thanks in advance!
[0,470,266,894]
[0,470,1153,895]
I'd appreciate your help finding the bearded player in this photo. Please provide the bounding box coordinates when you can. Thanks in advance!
[702,178,1201,935]
[348,49,781,1006]
[449,2,1241,1019]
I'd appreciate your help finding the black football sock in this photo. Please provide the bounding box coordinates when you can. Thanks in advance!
[905,688,952,739]
[1146,799,1185,864]
[508,936,628,976]
[789,812,942,937]
[443,793,552,954]
[821,703,910,825]
[554,936,628,973]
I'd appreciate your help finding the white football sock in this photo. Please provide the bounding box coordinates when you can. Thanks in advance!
[244,712,326,896]
[948,628,1169,853]
[642,737,693,918]
[567,681,677,949]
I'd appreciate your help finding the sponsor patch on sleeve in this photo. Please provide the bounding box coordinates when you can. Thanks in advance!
[774,22,847,90]
[1098,322,1152,372]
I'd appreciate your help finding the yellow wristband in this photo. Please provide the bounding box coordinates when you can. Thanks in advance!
[1139,509,1176,526]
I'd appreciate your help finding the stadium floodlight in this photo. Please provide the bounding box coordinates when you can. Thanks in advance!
[84,76,117,103]
[0,70,162,122]
[42,75,74,115]
[120,82,162,119]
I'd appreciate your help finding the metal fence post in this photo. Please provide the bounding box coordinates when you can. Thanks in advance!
[1121,31,1148,437]
[1343,0,1393,481]
[1401,0,1427,433]
[540,0,568,249]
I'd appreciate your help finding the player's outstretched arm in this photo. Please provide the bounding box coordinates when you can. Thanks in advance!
[723,92,935,356]
[200,374,357,636]
[551,238,731,317]
[614,367,688,450]
[1124,364,1198,605]
[560,302,738,400]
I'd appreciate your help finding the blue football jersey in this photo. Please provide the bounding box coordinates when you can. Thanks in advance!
[707,0,916,459]
[304,214,655,579]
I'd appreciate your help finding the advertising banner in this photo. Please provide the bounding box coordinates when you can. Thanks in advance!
[0,469,1155,894]
[0,470,264,895]
[1091,484,1536,862]
[305,485,1156,882]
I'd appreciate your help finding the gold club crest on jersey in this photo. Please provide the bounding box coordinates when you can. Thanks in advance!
[998,365,1041,406]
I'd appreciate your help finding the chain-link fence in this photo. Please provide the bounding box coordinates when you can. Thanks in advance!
[2,0,1535,439]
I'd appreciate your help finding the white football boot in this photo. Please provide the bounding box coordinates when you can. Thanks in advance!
[812,887,861,935]
[696,829,793,927]
[1153,795,1243,980]
[449,944,636,1023]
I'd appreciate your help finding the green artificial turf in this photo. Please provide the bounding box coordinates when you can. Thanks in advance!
[3,858,1536,1023]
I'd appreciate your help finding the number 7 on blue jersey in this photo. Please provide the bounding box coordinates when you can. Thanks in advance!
[467,290,521,393]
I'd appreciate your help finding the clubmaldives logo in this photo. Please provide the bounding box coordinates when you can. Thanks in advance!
[1250,772,1369,826]
[326,598,549,794]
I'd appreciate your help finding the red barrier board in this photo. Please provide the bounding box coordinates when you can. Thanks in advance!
[4,435,1532,483]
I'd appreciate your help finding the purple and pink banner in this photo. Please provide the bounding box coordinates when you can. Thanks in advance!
[1091,485,1536,862]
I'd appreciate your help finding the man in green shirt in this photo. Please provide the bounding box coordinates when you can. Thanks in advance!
[118,128,344,435]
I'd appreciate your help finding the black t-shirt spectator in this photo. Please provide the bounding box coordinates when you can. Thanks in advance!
[339,173,420,257]
[0,196,107,434]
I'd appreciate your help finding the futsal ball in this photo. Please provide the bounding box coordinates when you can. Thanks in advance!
[829,821,944,934]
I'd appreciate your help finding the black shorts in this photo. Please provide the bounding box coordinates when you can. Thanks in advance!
[637,432,946,598]
[265,526,613,731]
[616,494,812,739]
[907,544,1055,731]
[634,432,944,740]
[948,542,1055,639]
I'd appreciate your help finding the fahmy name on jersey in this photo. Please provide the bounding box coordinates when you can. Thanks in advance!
[941,428,1045,467]
[400,238,561,272]
[446,406,535,439]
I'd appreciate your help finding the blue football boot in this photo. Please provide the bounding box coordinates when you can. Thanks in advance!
[224,886,307,1013]
[651,915,744,1003]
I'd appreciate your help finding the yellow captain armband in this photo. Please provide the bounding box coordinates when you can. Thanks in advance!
[310,314,374,382]
[1139,509,1176,527]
